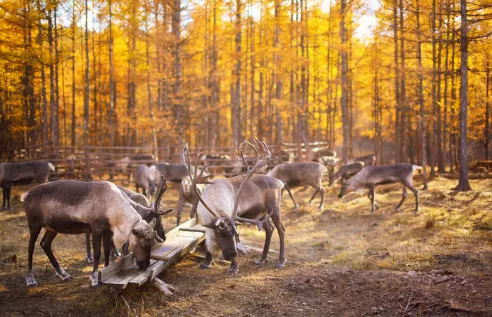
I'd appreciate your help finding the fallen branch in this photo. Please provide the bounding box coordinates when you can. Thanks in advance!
[153,277,177,296]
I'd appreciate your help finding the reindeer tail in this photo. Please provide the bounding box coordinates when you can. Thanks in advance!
[48,162,55,172]
[20,191,29,202]
[412,165,423,171]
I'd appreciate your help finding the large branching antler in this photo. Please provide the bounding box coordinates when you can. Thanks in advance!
[231,138,272,229]
[183,144,222,221]
[154,176,173,216]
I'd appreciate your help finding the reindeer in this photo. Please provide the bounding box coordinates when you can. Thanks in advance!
[310,148,337,162]
[77,181,172,264]
[267,162,327,211]
[338,163,422,213]
[21,178,171,287]
[184,139,286,273]
[329,161,365,186]
[0,161,55,210]
[134,164,157,200]
[176,176,205,226]
[154,163,189,183]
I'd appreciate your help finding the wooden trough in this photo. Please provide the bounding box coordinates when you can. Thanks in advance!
[99,218,205,289]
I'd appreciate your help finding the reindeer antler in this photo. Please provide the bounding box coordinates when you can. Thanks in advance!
[183,144,222,221]
[154,176,173,216]
[231,138,272,229]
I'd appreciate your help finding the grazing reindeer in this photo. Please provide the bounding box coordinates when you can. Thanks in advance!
[77,181,172,264]
[184,139,286,273]
[176,176,205,226]
[267,162,327,211]
[338,163,422,213]
[310,148,337,161]
[135,164,157,200]
[329,161,365,186]
[0,161,55,210]
[21,178,170,287]
[348,154,376,166]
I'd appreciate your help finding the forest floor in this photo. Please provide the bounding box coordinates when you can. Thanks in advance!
[0,175,490,316]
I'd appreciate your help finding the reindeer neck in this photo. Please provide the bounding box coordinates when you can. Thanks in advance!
[109,200,142,249]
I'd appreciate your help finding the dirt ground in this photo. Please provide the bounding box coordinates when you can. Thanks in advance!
[0,175,490,316]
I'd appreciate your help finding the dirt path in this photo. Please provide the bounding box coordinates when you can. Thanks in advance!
[0,177,490,316]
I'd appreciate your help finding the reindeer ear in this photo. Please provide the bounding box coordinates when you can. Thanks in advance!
[132,228,144,237]
[149,218,157,229]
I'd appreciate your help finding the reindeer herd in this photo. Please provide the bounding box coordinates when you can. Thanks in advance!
[0,139,422,290]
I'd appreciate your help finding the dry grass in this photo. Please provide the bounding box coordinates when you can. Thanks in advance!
[0,176,491,316]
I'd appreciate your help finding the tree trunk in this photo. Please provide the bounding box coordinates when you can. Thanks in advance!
[340,0,349,164]
[71,0,76,147]
[399,0,406,162]
[393,0,400,163]
[486,57,490,160]
[416,0,428,189]
[455,0,471,191]
[437,3,445,172]
[233,0,242,146]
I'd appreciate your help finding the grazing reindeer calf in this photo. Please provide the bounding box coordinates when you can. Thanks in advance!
[184,139,286,273]
[176,176,205,226]
[267,162,327,210]
[21,179,170,287]
[329,161,365,186]
[0,161,55,210]
[338,163,422,213]
[135,164,157,200]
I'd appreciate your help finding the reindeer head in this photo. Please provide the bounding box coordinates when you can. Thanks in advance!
[129,218,158,270]
[130,176,172,242]
[338,180,354,198]
[183,139,272,263]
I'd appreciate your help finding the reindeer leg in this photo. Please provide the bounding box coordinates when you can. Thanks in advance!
[40,230,72,281]
[200,251,213,269]
[1,186,6,210]
[90,231,103,286]
[284,185,299,209]
[318,183,325,211]
[85,233,93,264]
[308,189,319,206]
[406,182,420,212]
[271,211,286,268]
[256,220,274,265]
[392,186,407,213]
[102,231,113,267]
[369,186,376,213]
[226,259,239,274]
[176,189,185,226]
[2,186,12,210]
[26,225,42,287]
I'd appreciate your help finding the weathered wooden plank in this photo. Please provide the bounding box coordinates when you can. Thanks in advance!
[165,218,197,239]
[103,259,159,287]
[98,253,135,282]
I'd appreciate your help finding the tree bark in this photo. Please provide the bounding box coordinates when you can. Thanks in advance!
[455,0,471,191]
[340,0,349,164]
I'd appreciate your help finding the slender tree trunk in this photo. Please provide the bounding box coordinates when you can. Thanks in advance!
[450,0,457,172]
[430,0,437,176]
[399,0,406,162]
[486,57,490,160]
[393,0,400,163]
[455,0,471,191]
[83,0,90,178]
[37,0,48,144]
[71,0,76,147]
[233,0,243,146]
[145,16,158,160]
[48,7,56,145]
[340,0,349,164]
[173,0,184,148]
[274,0,282,144]
[443,0,451,170]
[416,0,428,189]
[437,3,445,172]
[108,0,116,147]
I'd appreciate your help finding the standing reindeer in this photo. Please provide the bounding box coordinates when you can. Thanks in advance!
[184,139,286,273]
[348,154,376,166]
[176,176,205,226]
[0,161,55,210]
[338,163,422,213]
[267,162,327,211]
[21,179,170,287]
[134,164,157,200]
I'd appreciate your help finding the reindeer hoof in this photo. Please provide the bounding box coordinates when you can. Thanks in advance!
[255,258,268,265]
[56,270,73,281]
[226,267,239,274]
[26,275,38,287]
[318,205,324,211]
[275,263,285,269]
[391,209,401,214]
[199,263,212,269]
[90,272,99,287]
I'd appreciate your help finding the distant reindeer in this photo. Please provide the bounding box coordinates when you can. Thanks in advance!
[117,185,151,207]
[21,178,171,287]
[184,139,286,273]
[134,164,157,200]
[348,154,376,166]
[176,176,206,226]
[310,148,337,161]
[267,162,327,210]
[0,161,55,210]
[154,163,189,183]
[329,161,365,186]
[338,163,422,213]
